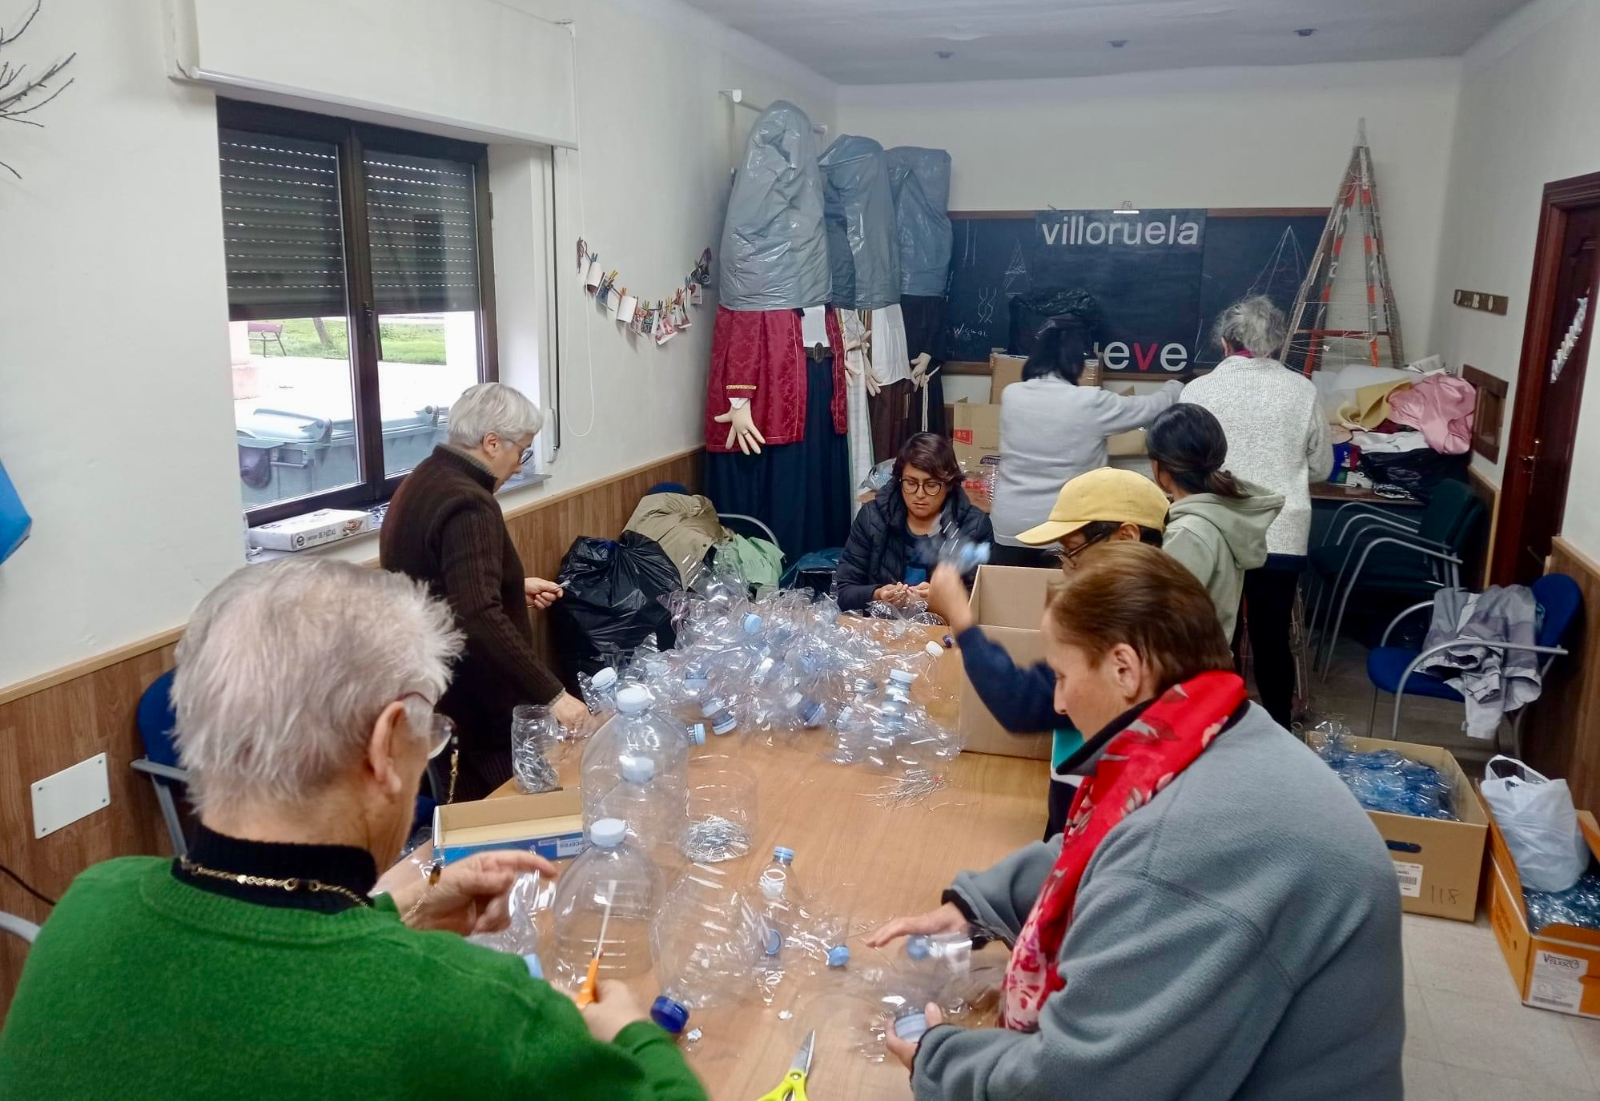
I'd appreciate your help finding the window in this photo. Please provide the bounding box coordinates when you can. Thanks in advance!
[218,99,498,524]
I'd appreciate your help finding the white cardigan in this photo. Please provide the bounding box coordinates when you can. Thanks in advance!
[1180,357,1333,558]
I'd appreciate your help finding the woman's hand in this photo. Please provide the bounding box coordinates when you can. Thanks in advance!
[551,691,591,735]
[885,1003,945,1071]
[873,582,911,605]
[392,850,556,935]
[524,577,564,609]
[574,980,649,1044]
[864,902,970,948]
[924,565,974,633]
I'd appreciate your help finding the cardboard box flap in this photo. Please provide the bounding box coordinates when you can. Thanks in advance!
[433,788,586,863]
[1487,806,1600,947]
[971,565,1055,632]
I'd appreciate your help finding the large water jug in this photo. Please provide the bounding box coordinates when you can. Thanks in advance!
[581,686,689,855]
[649,863,768,1035]
[551,817,662,982]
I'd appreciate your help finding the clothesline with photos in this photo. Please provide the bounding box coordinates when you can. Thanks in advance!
[576,238,714,347]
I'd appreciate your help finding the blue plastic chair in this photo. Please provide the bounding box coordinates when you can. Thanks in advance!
[132,670,190,857]
[1364,574,1583,752]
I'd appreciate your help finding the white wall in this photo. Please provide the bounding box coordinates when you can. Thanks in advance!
[836,59,1461,360]
[0,0,834,690]
[1427,0,1600,557]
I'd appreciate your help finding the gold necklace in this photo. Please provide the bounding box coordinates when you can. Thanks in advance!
[178,856,370,909]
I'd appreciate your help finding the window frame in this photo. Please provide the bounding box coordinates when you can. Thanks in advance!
[219,98,499,527]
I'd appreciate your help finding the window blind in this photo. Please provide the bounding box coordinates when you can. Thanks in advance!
[218,129,348,321]
[362,149,481,315]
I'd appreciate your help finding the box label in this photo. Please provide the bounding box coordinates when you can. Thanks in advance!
[953,429,973,444]
[1530,950,1588,1013]
[1393,860,1424,898]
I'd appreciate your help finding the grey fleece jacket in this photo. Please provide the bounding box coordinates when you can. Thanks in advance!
[918,704,1403,1101]
[1162,481,1285,640]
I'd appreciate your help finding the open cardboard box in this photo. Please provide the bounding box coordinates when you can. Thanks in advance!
[1342,735,1488,921]
[433,788,587,864]
[1487,806,1600,1017]
[957,564,1055,761]
[989,352,1027,404]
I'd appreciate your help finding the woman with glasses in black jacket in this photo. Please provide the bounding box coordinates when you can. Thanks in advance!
[834,432,993,612]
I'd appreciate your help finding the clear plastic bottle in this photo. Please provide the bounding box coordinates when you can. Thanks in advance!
[551,818,662,982]
[932,528,992,574]
[582,686,689,854]
[649,865,768,1035]
[580,666,620,716]
[890,932,974,1041]
[510,704,561,793]
[701,693,741,738]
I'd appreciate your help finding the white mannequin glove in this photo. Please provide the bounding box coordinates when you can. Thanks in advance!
[713,398,766,455]
[909,352,932,390]
[864,370,882,396]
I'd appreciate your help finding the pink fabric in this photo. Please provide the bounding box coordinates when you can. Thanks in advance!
[1387,374,1476,455]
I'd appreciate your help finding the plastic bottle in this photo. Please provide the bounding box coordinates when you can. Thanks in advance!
[551,818,662,981]
[933,528,992,574]
[701,693,741,738]
[890,932,974,1042]
[580,666,620,716]
[510,704,561,793]
[649,865,768,1035]
[581,687,689,854]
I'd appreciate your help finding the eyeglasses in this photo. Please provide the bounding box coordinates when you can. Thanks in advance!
[900,478,948,497]
[517,446,535,467]
[399,693,456,759]
[1058,529,1113,566]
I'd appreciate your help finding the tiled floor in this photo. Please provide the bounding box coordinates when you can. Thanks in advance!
[1310,634,1592,1097]
[1403,912,1600,1099]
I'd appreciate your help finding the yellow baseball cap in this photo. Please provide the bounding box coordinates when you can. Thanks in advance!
[1015,467,1171,546]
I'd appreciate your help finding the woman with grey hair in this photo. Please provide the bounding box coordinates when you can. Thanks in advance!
[381,382,589,801]
[0,560,706,1101]
[1179,296,1332,727]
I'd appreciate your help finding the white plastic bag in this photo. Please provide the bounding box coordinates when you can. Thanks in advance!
[1480,756,1588,892]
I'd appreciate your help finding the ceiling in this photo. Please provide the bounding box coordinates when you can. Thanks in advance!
[680,0,1534,85]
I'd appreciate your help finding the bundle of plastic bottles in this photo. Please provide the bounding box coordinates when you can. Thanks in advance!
[1525,869,1600,933]
[1308,721,1458,821]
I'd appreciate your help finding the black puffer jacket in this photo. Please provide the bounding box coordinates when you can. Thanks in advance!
[834,481,994,611]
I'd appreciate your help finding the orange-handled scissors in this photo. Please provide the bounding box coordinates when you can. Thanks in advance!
[576,893,613,1008]
[755,1030,814,1101]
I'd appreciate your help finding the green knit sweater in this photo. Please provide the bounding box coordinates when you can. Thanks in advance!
[0,858,707,1101]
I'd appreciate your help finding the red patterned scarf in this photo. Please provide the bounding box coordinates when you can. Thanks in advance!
[999,671,1247,1031]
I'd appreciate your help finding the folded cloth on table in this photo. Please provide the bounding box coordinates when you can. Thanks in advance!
[1387,373,1476,455]
[1419,585,1543,739]
[1337,378,1413,430]
[1351,429,1430,454]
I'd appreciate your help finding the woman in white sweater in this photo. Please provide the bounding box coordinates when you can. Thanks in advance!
[992,319,1181,565]
[1179,296,1332,727]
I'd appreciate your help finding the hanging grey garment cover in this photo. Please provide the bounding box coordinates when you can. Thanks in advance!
[886,147,953,297]
[718,101,831,311]
[818,135,901,311]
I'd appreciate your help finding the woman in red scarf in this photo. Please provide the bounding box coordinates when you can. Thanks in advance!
[868,543,1403,1101]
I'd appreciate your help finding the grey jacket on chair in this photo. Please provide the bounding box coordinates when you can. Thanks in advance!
[916,704,1404,1101]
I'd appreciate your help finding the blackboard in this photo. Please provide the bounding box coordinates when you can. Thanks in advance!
[944,209,1327,372]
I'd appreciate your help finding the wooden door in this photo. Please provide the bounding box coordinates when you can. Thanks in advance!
[1493,172,1600,586]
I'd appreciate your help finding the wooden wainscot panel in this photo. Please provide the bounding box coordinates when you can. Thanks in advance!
[1526,537,1600,812]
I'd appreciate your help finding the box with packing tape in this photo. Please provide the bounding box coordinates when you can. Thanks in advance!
[433,788,587,865]
[955,564,1055,761]
[1340,735,1488,921]
[1487,807,1600,1017]
[989,352,1027,404]
[248,508,370,552]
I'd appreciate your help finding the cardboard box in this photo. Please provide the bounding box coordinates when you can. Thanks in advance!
[989,353,1027,404]
[249,508,370,552]
[956,565,1055,761]
[950,401,1001,476]
[1487,807,1600,1017]
[1342,735,1488,921]
[1106,428,1147,457]
[433,788,587,864]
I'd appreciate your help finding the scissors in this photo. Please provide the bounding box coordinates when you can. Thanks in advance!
[756,1030,814,1101]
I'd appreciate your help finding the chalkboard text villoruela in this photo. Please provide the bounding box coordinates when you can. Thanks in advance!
[1041,214,1204,248]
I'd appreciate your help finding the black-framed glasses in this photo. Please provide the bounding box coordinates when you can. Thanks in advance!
[900,477,948,497]
[1059,529,1113,565]
[518,445,535,467]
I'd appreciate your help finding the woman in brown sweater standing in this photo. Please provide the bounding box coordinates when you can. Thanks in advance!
[381,383,589,801]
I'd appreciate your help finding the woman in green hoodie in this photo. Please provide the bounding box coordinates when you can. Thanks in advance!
[1147,404,1284,640]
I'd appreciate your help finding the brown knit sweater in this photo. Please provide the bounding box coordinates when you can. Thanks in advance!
[380,447,564,759]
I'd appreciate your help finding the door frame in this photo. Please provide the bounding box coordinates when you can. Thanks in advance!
[1490,170,1600,586]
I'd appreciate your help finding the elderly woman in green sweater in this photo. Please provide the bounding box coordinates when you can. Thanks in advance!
[0,559,706,1101]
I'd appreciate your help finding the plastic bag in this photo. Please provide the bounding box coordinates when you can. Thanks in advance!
[1481,756,1587,892]
[1007,289,1100,359]
[719,101,831,312]
[551,532,680,684]
[885,147,952,298]
[818,135,901,311]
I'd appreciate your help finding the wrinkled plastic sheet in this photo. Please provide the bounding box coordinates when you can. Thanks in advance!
[886,147,952,297]
[819,135,901,311]
[719,101,832,312]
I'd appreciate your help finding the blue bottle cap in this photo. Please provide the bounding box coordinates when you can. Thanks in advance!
[827,945,851,968]
[742,613,764,634]
[905,935,932,961]
[893,1005,929,1042]
[773,846,795,865]
[763,927,783,956]
[650,996,691,1036]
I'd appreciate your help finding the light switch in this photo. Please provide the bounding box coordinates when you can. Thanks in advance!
[32,754,110,838]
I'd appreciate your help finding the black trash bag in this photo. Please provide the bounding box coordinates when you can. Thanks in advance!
[550,532,680,685]
[1358,451,1471,501]
[1008,288,1101,358]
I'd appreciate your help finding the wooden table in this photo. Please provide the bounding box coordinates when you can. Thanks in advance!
[1309,481,1423,507]
[484,743,1049,1101]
